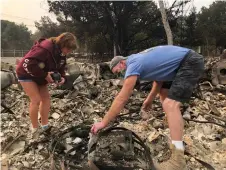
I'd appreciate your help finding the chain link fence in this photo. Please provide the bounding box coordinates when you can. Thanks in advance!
[1,50,113,64]
[1,50,30,57]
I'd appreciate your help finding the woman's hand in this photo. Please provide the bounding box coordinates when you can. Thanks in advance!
[45,72,54,83]
[57,77,65,86]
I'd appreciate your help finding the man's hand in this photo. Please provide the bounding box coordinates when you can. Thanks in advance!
[142,81,163,112]
[91,121,107,134]
[142,99,153,111]
[140,99,152,120]
[45,72,54,83]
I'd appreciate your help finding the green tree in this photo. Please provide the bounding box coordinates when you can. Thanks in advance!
[177,7,201,47]
[183,8,199,46]
[1,20,33,49]
[47,1,165,55]
[196,1,226,53]
[34,16,69,38]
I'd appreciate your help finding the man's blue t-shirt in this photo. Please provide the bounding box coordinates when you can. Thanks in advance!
[124,45,190,81]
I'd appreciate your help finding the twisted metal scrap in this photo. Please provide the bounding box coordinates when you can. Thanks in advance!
[88,127,156,170]
[48,124,91,170]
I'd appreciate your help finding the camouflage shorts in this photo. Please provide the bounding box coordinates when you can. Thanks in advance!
[162,81,172,89]
[168,50,204,103]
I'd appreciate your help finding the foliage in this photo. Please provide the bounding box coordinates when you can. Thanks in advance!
[1,20,33,50]
[2,1,226,55]
[47,1,166,55]
[196,1,226,49]
[34,16,70,38]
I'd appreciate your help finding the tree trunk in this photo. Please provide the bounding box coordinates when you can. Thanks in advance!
[113,42,117,56]
[205,37,209,57]
[158,0,173,45]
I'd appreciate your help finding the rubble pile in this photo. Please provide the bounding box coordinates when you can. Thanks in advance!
[1,57,226,170]
[203,50,226,85]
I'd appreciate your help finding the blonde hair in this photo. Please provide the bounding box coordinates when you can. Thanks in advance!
[49,32,78,50]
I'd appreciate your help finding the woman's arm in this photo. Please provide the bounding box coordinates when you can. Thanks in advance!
[23,49,49,78]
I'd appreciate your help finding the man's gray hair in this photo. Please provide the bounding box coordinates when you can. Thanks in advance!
[109,56,127,70]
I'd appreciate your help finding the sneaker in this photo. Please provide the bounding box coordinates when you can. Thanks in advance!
[27,128,41,142]
[155,144,187,170]
[41,124,49,131]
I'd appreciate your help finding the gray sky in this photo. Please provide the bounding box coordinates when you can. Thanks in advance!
[1,0,215,33]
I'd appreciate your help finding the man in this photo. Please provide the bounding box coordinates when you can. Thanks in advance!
[91,45,204,170]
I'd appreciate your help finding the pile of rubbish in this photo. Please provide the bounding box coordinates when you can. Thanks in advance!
[0,54,226,170]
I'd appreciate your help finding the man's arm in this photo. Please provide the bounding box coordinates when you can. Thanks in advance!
[102,75,138,125]
[145,81,163,102]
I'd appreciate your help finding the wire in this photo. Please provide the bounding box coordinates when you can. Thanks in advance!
[22,24,37,28]
[39,0,57,21]
[1,13,37,21]
[1,13,41,28]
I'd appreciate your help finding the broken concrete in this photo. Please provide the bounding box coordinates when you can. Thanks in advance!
[1,62,17,90]
[1,56,226,170]
[1,71,17,90]
[212,59,226,85]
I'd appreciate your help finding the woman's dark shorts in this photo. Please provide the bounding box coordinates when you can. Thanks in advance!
[18,78,33,82]
[167,50,204,103]
[17,76,47,85]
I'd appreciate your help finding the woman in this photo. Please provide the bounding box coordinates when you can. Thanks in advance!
[16,32,77,137]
